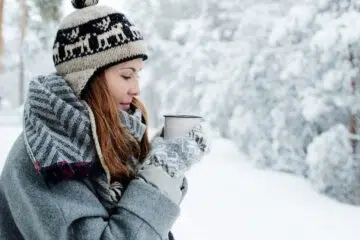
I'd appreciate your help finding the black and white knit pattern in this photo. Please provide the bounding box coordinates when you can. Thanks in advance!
[23,73,98,184]
[53,13,144,66]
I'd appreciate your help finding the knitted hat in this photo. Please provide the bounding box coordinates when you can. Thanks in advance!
[52,0,148,96]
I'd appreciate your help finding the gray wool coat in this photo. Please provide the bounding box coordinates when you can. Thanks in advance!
[0,134,180,240]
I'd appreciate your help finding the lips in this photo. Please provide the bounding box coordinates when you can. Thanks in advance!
[120,103,131,110]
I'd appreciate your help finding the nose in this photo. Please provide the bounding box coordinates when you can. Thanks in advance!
[129,77,140,96]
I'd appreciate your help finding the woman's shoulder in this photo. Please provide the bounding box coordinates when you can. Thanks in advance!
[1,132,35,180]
[3,132,28,167]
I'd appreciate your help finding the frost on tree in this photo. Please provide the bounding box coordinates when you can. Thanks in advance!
[307,124,360,205]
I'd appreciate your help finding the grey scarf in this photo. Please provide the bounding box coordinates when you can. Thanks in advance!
[23,73,146,200]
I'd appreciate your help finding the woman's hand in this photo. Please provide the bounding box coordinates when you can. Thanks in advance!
[145,123,210,177]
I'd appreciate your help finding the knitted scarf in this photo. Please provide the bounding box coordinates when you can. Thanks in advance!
[23,73,145,186]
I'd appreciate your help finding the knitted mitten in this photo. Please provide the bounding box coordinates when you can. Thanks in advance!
[146,123,210,178]
[137,164,185,204]
[119,108,146,141]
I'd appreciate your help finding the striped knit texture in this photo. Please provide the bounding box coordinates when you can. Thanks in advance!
[23,73,98,184]
[119,108,146,142]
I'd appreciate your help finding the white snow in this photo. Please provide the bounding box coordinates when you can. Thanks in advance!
[1,123,360,239]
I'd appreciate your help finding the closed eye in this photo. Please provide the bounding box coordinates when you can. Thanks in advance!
[122,75,131,80]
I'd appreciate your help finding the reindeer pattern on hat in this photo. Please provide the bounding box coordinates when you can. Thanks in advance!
[53,13,143,65]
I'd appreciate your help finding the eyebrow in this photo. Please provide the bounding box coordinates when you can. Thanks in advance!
[119,67,142,72]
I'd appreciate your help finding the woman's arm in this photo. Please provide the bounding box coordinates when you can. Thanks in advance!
[1,135,179,240]
[56,178,179,239]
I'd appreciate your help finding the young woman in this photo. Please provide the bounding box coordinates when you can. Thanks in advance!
[0,1,209,239]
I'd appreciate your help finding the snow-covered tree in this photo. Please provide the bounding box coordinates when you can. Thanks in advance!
[228,0,360,183]
[307,124,360,205]
[0,0,62,105]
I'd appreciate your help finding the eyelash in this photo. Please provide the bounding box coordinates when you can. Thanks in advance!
[122,75,140,80]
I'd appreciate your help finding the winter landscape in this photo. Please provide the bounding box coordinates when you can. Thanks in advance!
[2,0,360,239]
[2,116,360,239]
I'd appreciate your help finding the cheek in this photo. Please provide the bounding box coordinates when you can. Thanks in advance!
[109,81,129,100]
[115,88,128,100]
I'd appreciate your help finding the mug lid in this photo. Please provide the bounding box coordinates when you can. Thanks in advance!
[164,114,202,118]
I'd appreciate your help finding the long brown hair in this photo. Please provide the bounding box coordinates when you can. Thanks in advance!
[81,72,150,183]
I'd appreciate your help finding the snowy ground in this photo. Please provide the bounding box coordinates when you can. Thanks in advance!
[1,123,360,239]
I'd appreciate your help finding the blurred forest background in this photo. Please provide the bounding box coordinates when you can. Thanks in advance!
[2,0,360,205]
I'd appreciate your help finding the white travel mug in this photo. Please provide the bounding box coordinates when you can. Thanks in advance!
[163,115,202,140]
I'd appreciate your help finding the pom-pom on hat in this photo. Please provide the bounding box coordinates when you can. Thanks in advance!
[52,0,148,96]
[71,0,99,9]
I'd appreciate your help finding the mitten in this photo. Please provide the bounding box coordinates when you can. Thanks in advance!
[147,123,210,177]
[137,164,186,204]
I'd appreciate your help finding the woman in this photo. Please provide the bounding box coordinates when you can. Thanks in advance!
[0,1,209,239]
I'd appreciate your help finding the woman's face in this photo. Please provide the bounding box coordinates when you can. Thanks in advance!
[104,58,143,110]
